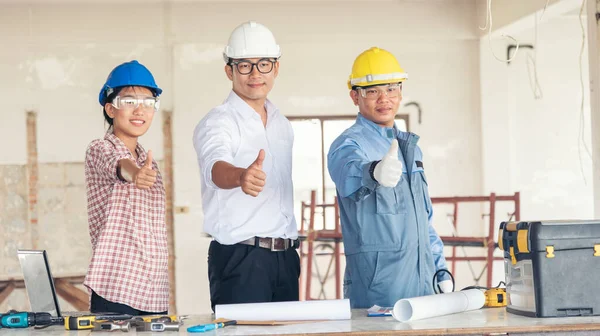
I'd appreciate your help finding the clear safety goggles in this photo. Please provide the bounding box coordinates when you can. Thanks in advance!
[111,95,160,111]
[230,58,276,75]
[357,83,402,100]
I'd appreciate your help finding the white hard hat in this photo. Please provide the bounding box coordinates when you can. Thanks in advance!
[223,21,281,62]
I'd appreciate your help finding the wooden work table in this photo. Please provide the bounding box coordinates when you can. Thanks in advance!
[3,308,600,335]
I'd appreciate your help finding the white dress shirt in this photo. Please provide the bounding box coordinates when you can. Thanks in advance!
[193,91,298,245]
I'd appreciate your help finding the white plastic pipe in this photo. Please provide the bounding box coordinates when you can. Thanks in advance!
[392,289,485,322]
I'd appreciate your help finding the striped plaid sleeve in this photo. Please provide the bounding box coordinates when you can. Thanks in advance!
[85,139,131,184]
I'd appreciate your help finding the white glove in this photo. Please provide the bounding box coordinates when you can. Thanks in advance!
[438,280,454,293]
[373,140,403,187]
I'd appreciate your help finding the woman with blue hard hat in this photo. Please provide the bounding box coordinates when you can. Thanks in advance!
[84,60,169,315]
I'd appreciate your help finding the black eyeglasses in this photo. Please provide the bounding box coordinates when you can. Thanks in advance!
[230,58,276,75]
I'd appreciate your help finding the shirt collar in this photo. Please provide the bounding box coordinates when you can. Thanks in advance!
[356,113,398,138]
[226,90,279,120]
[104,131,147,162]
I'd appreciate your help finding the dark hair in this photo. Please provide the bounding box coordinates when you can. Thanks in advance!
[102,87,123,128]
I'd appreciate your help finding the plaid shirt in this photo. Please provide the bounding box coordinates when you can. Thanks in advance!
[84,132,169,313]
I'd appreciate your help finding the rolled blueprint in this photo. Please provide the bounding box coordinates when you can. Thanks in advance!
[392,289,485,322]
[215,299,351,321]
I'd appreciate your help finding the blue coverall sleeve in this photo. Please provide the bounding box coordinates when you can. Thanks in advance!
[327,137,378,201]
[427,195,450,279]
[414,144,449,274]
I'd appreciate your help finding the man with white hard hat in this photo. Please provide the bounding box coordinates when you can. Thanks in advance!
[193,21,299,311]
[327,47,452,309]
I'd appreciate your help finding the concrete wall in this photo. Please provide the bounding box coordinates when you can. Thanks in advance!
[479,1,594,286]
[0,162,88,313]
[480,6,593,219]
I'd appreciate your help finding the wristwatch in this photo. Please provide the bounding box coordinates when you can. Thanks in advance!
[369,160,380,182]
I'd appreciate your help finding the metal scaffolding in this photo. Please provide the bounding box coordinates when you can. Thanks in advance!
[298,191,521,300]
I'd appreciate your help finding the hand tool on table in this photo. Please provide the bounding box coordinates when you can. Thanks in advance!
[92,320,131,332]
[0,311,62,328]
[187,320,237,333]
[130,315,178,323]
[134,321,180,332]
[64,314,133,330]
[483,287,507,307]
[461,282,507,308]
[128,316,180,332]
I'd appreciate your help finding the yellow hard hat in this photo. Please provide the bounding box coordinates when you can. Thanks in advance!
[347,47,408,89]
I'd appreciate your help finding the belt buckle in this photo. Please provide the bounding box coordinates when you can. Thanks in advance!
[270,238,286,252]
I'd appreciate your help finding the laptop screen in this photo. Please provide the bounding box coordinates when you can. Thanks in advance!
[17,249,61,317]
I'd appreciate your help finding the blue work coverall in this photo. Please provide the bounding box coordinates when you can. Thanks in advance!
[327,113,448,308]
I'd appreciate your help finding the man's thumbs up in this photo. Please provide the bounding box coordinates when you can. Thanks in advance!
[134,149,157,190]
[240,149,267,197]
[251,149,265,169]
[373,140,403,187]
[385,140,399,159]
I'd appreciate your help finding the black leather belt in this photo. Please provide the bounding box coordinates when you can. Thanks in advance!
[238,237,299,251]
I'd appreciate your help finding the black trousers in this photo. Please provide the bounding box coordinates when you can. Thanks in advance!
[208,240,301,311]
[90,291,167,316]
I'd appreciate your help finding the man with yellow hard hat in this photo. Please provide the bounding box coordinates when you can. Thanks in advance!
[327,47,451,308]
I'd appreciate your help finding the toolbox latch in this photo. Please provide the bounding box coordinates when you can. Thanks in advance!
[546,246,555,258]
[594,244,600,257]
[509,246,517,264]
[517,229,529,253]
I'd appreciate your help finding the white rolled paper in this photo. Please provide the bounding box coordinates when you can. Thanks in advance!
[215,299,352,321]
[392,289,485,322]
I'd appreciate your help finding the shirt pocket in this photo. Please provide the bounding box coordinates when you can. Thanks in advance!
[375,180,407,215]
[418,171,432,216]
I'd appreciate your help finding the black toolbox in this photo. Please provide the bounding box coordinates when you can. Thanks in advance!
[499,220,600,317]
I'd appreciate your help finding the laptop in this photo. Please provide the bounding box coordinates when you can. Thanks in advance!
[17,250,135,320]
[17,249,62,316]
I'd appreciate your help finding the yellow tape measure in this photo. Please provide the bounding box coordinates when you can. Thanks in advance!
[484,288,507,307]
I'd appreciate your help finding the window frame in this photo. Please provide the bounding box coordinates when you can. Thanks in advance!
[288,114,410,228]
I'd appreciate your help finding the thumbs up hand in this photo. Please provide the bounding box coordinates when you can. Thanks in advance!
[134,150,158,189]
[240,149,267,197]
[373,141,403,187]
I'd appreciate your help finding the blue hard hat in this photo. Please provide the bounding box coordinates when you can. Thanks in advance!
[98,60,163,106]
